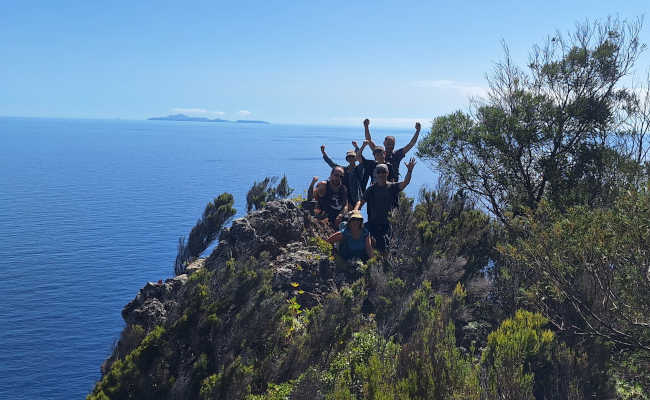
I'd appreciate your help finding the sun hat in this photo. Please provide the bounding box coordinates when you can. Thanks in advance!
[345,150,356,159]
[348,210,364,221]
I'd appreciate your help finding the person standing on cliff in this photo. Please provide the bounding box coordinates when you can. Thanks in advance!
[314,166,349,229]
[354,159,416,252]
[363,118,420,182]
[320,144,365,206]
[354,140,394,188]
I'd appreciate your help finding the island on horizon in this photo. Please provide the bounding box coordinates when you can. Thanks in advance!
[148,114,270,124]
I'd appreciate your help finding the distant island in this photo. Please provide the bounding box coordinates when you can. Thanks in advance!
[148,114,269,124]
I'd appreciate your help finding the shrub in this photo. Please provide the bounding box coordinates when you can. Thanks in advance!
[246,175,294,212]
[174,193,236,275]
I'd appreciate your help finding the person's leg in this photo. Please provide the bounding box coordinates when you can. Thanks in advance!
[367,223,387,252]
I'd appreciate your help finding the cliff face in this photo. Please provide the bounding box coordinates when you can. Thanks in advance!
[89,199,493,400]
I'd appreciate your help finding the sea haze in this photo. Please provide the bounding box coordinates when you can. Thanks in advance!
[0,117,436,399]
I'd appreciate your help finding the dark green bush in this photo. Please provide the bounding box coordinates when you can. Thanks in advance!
[174,193,236,275]
[246,175,294,212]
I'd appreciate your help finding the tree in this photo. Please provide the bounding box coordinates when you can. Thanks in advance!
[174,193,236,275]
[418,17,645,224]
[621,71,650,183]
[499,191,650,352]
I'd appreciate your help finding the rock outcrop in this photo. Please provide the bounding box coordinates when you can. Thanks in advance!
[91,199,494,400]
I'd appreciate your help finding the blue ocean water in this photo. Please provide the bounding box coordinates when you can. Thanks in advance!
[0,117,436,399]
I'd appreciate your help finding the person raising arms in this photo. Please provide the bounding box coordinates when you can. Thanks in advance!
[354,158,416,252]
[320,144,365,206]
[363,118,420,181]
[353,140,394,188]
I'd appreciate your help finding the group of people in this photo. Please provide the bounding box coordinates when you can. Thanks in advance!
[305,118,420,261]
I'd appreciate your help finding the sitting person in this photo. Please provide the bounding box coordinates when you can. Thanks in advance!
[314,166,349,228]
[327,210,373,261]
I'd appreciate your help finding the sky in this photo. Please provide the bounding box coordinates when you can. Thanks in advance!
[1,1,650,126]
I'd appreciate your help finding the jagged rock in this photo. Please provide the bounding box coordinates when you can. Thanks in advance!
[122,274,188,329]
[270,242,335,307]
[185,258,205,276]
[207,199,332,266]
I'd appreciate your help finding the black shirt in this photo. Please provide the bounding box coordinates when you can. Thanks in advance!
[385,147,406,181]
[363,182,402,226]
[360,157,395,189]
[321,153,365,205]
[317,181,348,222]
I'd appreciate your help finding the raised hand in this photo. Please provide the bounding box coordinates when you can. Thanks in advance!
[415,122,421,132]
[311,176,319,184]
[320,145,326,154]
[405,157,417,171]
[363,118,370,128]
[352,141,358,149]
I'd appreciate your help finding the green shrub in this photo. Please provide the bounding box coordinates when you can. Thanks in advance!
[246,175,294,212]
[175,193,236,275]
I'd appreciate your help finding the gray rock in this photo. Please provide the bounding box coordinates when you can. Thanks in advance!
[122,275,188,329]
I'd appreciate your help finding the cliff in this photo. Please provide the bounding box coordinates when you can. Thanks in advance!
[88,198,597,400]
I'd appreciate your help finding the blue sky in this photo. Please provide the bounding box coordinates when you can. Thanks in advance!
[1,1,649,126]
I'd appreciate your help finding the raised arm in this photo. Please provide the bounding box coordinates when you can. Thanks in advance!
[307,176,319,201]
[363,119,377,151]
[401,122,421,154]
[397,158,416,191]
[320,145,337,168]
[354,140,367,162]
[364,118,372,141]
[354,199,364,210]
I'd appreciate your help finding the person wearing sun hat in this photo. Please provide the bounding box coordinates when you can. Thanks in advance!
[320,144,365,205]
[326,210,373,261]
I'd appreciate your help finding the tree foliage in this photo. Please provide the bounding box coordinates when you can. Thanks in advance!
[246,175,295,212]
[417,17,646,223]
[499,191,650,352]
[174,193,236,275]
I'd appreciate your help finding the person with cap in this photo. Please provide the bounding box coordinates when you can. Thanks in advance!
[326,210,373,261]
[320,144,365,205]
[363,118,420,182]
[353,139,395,188]
[354,158,416,252]
[314,166,349,229]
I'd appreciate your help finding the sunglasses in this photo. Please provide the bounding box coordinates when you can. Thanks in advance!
[376,170,388,175]
[373,149,385,154]
[332,173,344,177]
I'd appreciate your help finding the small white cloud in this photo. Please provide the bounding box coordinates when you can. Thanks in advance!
[238,110,252,117]
[412,80,489,98]
[171,108,225,117]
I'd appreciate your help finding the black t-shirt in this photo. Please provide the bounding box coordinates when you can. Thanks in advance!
[317,181,348,220]
[385,147,406,181]
[363,182,401,226]
[360,157,395,188]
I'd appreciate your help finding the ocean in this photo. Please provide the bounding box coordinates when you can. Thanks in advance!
[0,117,436,399]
